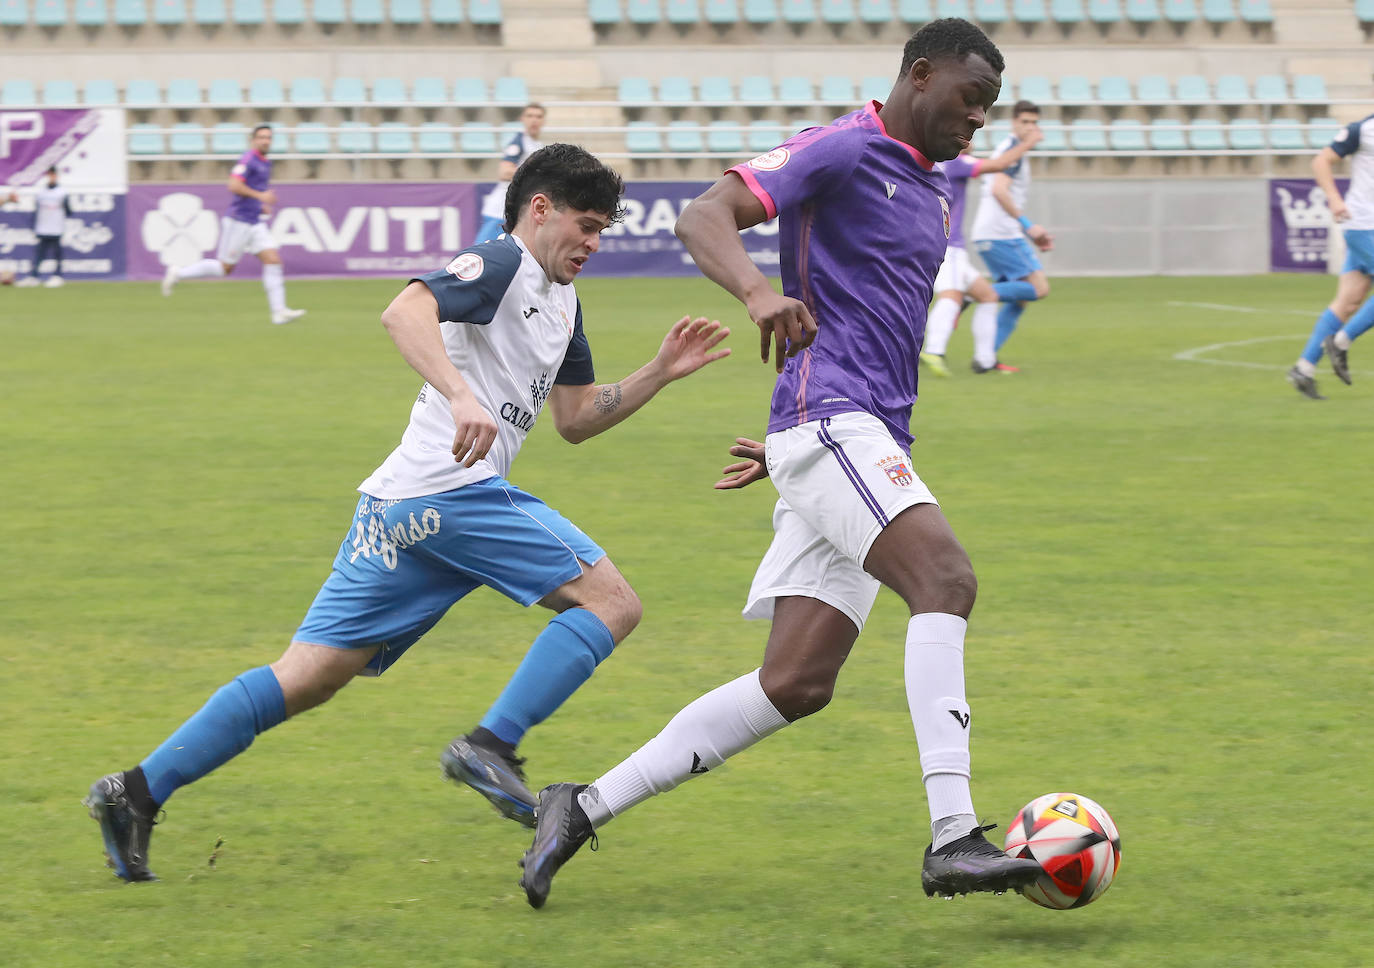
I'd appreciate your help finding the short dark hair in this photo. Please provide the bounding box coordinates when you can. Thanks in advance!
[46,166,57,174]
[899,17,1005,78]
[504,143,625,233]
[1013,100,1040,116]
[523,103,545,114]
[252,124,272,136]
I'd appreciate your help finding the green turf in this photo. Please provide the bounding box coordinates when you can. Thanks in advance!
[2,274,1371,967]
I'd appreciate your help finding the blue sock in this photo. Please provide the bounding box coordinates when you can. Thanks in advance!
[993,279,1038,303]
[996,302,1026,351]
[1342,297,1374,341]
[140,665,287,806]
[1302,309,1344,363]
[479,608,615,746]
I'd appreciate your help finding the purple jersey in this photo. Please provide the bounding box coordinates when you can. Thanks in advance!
[729,102,951,450]
[226,149,272,224]
[934,153,983,250]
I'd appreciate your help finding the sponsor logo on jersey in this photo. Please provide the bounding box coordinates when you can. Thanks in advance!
[231,164,246,176]
[940,196,951,239]
[884,181,898,199]
[446,252,484,280]
[878,455,914,486]
[748,147,790,172]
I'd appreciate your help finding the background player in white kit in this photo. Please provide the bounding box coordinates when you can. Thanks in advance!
[161,125,306,326]
[15,166,69,288]
[474,104,546,245]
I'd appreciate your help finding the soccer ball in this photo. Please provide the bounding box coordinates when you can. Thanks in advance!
[1003,792,1121,909]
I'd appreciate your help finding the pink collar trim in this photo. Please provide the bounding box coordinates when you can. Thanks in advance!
[253,149,268,160]
[866,100,935,171]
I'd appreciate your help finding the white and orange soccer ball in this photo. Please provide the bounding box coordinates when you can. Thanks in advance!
[1003,792,1121,909]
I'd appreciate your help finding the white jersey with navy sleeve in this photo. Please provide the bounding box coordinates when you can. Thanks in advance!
[1330,114,1374,230]
[971,135,1031,242]
[480,132,546,221]
[357,234,594,500]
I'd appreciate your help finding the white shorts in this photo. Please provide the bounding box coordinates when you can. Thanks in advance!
[216,216,275,263]
[933,245,979,294]
[743,411,938,631]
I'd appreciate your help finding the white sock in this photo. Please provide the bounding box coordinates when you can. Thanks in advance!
[970,302,998,368]
[262,263,287,313]
[905,613,976,841]
[177,258,225,281]
[1296,358,1317,377]
[1334,330,1352,350]
[923,297,961,357]
[578,669,788,828]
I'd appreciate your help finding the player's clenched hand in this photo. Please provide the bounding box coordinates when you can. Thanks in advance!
[450,393,498,467]
[748,290,816,373]
[1028,225,1054,251]
[1329,198,1351,222]
[260,188,278,208]
[655,315,731,381]
[714,437,768,490]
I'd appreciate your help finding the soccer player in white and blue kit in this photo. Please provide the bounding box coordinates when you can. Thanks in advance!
[1287,113,1374,399]
[474,104,546,245]
[519,19,1043,908]
[970,100,1053,369]
[84,144,732,882]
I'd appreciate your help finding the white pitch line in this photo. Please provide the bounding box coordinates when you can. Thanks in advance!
[1173,334,1302,371]
[1165,300,1316,318]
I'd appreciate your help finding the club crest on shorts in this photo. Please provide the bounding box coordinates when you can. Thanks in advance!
[940,196,951,239]
[446,252,484,280]
[878,455,914,487]
[748,147,790,172]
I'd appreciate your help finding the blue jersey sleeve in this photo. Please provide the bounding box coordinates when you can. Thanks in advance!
[556,301,595,385]
[412,236,521,325]
[1331,120,1363,159]
[503,133,525,164]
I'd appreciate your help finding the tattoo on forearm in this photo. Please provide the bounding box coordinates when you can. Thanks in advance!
[593,384,623,414]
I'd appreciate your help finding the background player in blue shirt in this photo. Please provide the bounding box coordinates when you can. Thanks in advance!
[84,144,731,882]
[474,104,547,245]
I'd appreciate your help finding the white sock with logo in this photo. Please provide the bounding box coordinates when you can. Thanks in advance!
[971,302,998,369]
[176,258,225,281]
[906,613,978,849]
[923,297,961,357]
[1334,330,1352,351]
[262,263,287,313]
[577,669,788,828]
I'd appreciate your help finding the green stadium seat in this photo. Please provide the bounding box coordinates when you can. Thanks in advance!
[589,0,620,20]
[617,77,653,104]
[193,0,225,21]
[1252,74,1286,101]
[626,120,663,152]
[377,122,413,153]
[666,0,698,21]
[972,0,1006,22]
[1161,0,1193,21]
[248,78,284,105]
[390,0,422,20]
[780,0,813,22]
[1357,0,1374,24]
[1,80,37,105]
[352,0,384,21]
[1096,76,1132,102]
[1266,118,1303,150]
[980,120,1010,149]
[1037,121,1066,150]
[460,122,498,152]
[1235,0,1268,23]
[83,79,119,104]
[165,78,202,104]
[73,0,106,20]
[331,76,367,103]
[658,76,694,104]
[791,118,822,134]
[128,123,164,154]
[0,0,27,26]
[468,0,500,22]
[291,121,331,152]
[1174,75,1209,101]
[43,80,79,105]
[819,0,853,22]
[493,76,528,104]
[412,77,446,104]
[33,0,67,23]
[1123,0,1157,22]
[1226,118,1263,150]
[1012,0,1046,22]
[1306,117,1339,149]
[231,0,263,22]
[1108,119,1146,150]
[747,119,785,151]
[896,0,927,17]
[1049,0,1083,21]
[819,75,854,104]
[289,77,325,103]
[336,121,374,152]
[153,0,186,22]
[703,0,736,21]
[371,77,409,103]
[1135,74,1170,102]
[124,79,161,107]
[454,77,489,103]
[625,0,659,22]
[206,78,242,106]
[1148,118,1185,149]
[1056,75,1093,103]
[1200,0,1230,20]
[1187,118,1225,150]
[1016,75,1052,102]
[778,75,813,103]
[210,123,248,153]
[1292,75,1327,102]
[699,76,734,104]
[1214,75,1248,102]
[860,75,890,102]
[934,0,967,14]
[738,76,775,103]
[707,120,745,152]
[1069,118,1107,150]
[666,120,704,152]
[742,0,775,20]
[313,0,344,22]
[114,0,147,25]
[429,0,462,21]
[170,123,207,154]
[857,0,889,21]
[418,122,455,152]
[1087,0,1119,21]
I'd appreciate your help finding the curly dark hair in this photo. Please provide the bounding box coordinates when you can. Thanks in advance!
[503,143,626,233]
[899,17,1005,78]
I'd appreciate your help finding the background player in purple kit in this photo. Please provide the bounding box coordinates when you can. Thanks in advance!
[161,125,306,326]
[920,133,1041,377]
[517,18,1043,909]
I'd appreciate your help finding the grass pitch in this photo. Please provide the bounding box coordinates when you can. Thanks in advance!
[2,273,1371,967]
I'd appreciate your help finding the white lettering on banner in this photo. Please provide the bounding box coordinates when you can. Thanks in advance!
[440,206,459,251]
[369,207,389,251]
[348,506,442,570]
[69,193,115,214]
[12,111,100,184]
[265,206,464,254]
[604,195,778,238]
[0,112,43,158]
[308,206,369,251]
[388,207,439,250]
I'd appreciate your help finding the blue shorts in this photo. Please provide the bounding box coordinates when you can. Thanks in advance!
[294,476,605,675]
[975,237,1043,281]
[1342,228,1374,275]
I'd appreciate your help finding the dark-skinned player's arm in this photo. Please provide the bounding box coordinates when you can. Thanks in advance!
[714,437,768,490]
[675,173,817,373]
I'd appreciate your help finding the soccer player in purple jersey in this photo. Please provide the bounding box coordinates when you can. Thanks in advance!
[920,131,1041,377]
[518,18,1044,908]
[160,125,306,326]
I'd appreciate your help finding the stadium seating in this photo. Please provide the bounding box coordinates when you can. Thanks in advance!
[1226,118,1263,150]
[313,0,344,23]
[468,0,501,23]
[1049,0,1083,22]
[856,0,889,22]
[460,122,498,152]
[114,0,147,25]
[166,78,202,105]
[289,77,325,103]
[1213,75,1248,102]
[390,0,423,23]
[819,75,854,104]
[377,121,414,152]
[703,0,737,22]
[1306,117,1339,149]
[742,0,775,20]
[1088,0,1120,22]
[1174,74,1209,100]
[412,77,448,105]
[336,120,374,151]
[124,79,161,107]
[1235,0,1269,24]
[1123,0,1159,24]
[72,0,105,23]
[31,0,65,22]
[1187,118,1226,150]
[352,0,385,23]
[1266,118,1304,150]
[1201,0,1231,22]
[331,76,367,103]
[706,120,745,152]
[1252,74,1286,101]
[2,80,37,105]
[699,76,734,104]
[128,123,164,154]
[1096,76,1132,102]
[626,120,663,152]
[1017,75,1053,103]
[658,76,694,104]
[454,77,490,104]
[819,0,853,23]
[747,119,785,151]
[292,122,331,152]
[625,0,660,22]
[1012,0,1045,23]
[665,0,699,22]
[83,79,120,105]
[1069,118,1108,150]
[0,0,26,26]
[418,122,456,152]
[1057,75,1093,104]
[154,0,186,23]
[1359,0,1374,25]
[429,0,462,22]
[192,0,225,21]
[493,76,528,104]
[249,78,285,105]
[231,0,262,23]
[1291,75,1327,102]
[666,120,705,151]
[211,123,248,153]
[778,76,813,103]
[371,77,409,104]
[206,78,242,106]
[1108,119,1147,151]
[43,79,79,105]
[170,122,208,154]
[737,75,775,104]
[1160,0,1192,22]
[1148,118,1186,150]
[780,0,814,23]
[1037,121,1066,150]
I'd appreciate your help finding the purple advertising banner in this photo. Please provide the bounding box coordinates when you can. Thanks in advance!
[0,190,126,280]
[126,182,478,281]
[1270,177,1350,273]
[0,109,126,189]
[583,180,780,278]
